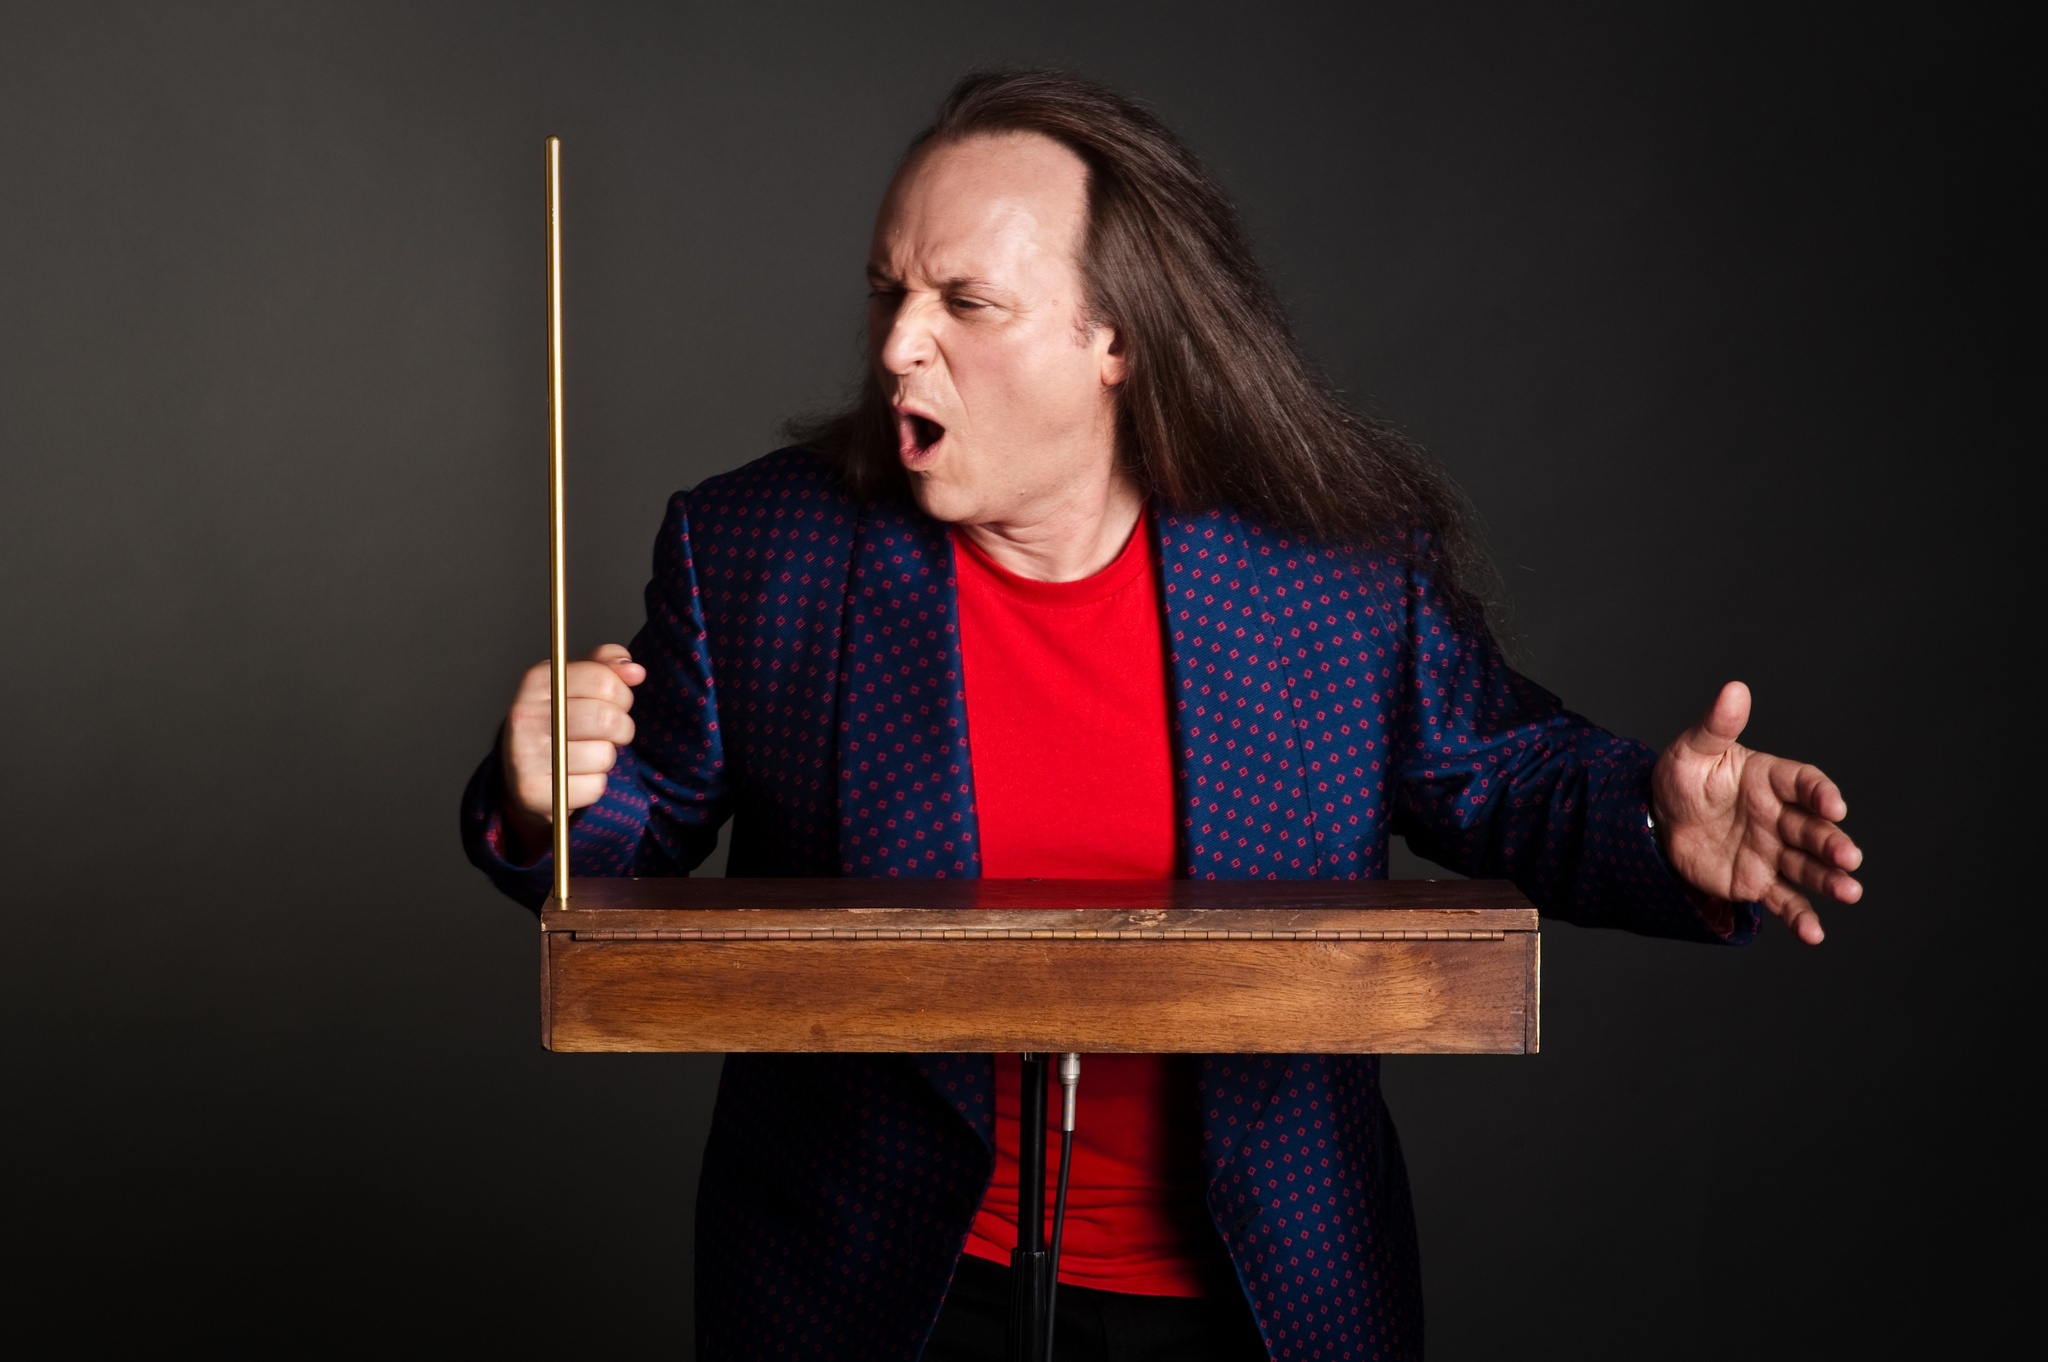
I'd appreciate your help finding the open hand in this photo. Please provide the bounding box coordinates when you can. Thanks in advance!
[1651,681,1862,944]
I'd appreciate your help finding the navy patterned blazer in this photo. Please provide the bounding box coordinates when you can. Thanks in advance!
[462,447,1754,1361]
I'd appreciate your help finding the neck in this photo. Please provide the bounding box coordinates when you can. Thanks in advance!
[957,469,1146,582]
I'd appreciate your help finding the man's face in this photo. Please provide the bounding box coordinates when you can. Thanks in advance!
[866,132,1125,527]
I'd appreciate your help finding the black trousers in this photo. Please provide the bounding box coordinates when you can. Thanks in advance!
[922,1254,1270,1362]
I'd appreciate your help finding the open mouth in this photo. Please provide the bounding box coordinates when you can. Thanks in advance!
[897,410,946,465]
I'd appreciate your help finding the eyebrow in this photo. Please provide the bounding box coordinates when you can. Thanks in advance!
[865,264,1005,296]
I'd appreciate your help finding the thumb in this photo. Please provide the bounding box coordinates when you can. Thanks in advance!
[586,642,647,685]
[1681,680,1751,759]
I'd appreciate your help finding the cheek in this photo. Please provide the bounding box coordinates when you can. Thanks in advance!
[954,328,1100,428]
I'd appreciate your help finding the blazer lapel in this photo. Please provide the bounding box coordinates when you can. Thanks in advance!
[1157,508,1319,880]
[835,499,980,878]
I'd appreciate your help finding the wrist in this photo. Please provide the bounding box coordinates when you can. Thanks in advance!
[494,722,554,866]
[502,802,553,864]
[1646,802,1671,861]
[1646,805,1736,928]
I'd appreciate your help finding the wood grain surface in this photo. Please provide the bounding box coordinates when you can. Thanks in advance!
[540,878,1539,1055]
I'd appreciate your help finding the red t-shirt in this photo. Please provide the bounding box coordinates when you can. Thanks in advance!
[953,513,1221,1298]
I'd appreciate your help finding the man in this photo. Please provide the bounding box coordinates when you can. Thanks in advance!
[464,70,1862,1361]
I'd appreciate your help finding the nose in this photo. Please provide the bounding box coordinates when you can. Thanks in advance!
[875,293,938,377]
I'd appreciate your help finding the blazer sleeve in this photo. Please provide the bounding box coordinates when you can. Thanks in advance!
[460,491,732,910]
[1383,543,1759,944]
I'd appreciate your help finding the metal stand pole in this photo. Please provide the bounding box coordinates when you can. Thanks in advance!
[1007,1053,1050,1362]
[1043,1053,1079,1362]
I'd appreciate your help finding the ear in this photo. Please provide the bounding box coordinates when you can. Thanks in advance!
[1097,326,1128,388]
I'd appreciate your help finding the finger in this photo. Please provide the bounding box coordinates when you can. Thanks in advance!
[1767,759,1847,824]
[511,770,555,823]
[1776,845,1863,904]
[515,760,616,816]
[1760,879,1825,945]
[1680,680,1752,759]
[563,696,635,745]
[523,771,615,822]
[564,772,610,811]
[565,659,636,708]
[564,739,618,776]
[587,643,646,686]
[510,737,620,782]
[1775,803,1863,872]
[513,659,553,704]
[1799,767,1846,823]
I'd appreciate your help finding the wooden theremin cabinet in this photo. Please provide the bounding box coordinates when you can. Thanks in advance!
[541,878,1538,1055]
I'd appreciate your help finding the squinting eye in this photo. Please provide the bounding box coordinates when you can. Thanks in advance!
[947,297,986,312]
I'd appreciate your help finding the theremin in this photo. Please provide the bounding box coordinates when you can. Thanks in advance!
[531,135,1539,1057]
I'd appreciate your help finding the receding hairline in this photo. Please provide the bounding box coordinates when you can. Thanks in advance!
[872,130,1098,287]
[888,127,1094,209]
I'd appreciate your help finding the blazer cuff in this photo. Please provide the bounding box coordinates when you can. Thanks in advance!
[460,747,553,911]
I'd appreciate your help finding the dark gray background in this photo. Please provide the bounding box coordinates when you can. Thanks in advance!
[1,1,2025,1354]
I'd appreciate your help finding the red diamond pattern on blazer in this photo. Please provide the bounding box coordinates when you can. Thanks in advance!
[836,503,978,879]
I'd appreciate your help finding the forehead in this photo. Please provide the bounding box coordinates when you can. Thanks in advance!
[871,132,1090,281]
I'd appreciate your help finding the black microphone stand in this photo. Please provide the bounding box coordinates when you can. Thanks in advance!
[1007,1052,1079,1362]
[1006,1053,1051,1362]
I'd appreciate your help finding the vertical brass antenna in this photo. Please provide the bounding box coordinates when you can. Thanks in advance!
[546,136,570,906]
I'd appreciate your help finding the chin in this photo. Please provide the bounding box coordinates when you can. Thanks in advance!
[906,472,976,526]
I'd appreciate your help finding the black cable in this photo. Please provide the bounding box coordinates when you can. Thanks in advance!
[1042,1124,1073,1362]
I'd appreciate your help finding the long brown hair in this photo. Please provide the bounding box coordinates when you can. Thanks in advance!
[792,68,1494,620]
